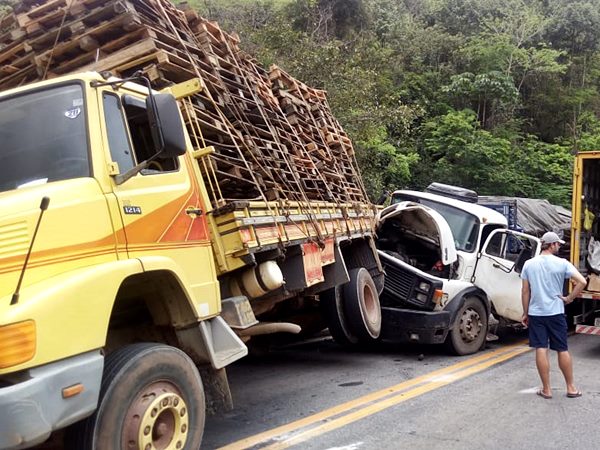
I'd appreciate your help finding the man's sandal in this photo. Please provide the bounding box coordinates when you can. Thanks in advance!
[566,391,582,398]
[536,389,552,399]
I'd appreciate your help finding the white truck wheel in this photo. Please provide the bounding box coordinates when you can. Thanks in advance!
[445,297,488,355]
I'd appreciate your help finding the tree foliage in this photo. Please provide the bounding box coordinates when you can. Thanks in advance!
[187,0,600,207]
[0,0,17,19]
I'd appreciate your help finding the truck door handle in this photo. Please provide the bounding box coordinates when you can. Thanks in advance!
[493,263,500,268]
[186,207,203,217]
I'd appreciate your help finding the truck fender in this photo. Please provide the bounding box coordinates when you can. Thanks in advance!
[445,286,490,328]
[1,259,143,373]
[137,255,220,322]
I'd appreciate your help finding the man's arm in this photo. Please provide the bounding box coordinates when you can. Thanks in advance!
[561,270,587,304]
[521,279,530,326]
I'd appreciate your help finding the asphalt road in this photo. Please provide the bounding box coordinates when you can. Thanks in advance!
[204,330,600,450]
[32,329,600,450]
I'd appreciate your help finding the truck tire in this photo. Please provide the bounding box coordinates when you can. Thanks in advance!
[320,285,360,346]
[343,268,382,341]
[445,296,488,355]
[65,343,205,450]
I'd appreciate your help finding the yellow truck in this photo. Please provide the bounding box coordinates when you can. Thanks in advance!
[571,151,600,336]
[0,72,383,450]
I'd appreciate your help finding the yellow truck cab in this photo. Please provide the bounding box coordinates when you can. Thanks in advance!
[0,72,383,450]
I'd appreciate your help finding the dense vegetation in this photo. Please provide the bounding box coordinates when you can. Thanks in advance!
[186,0,600,206]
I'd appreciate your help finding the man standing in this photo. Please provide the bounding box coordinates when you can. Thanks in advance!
[521,231,587,399]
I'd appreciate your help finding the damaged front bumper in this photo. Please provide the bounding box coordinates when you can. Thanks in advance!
[380,306,451,344]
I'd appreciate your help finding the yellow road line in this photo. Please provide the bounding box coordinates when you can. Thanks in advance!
[262,345,531,450]
[218,341,530,450]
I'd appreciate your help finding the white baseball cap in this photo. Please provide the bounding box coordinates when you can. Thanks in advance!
[541,231,565,245]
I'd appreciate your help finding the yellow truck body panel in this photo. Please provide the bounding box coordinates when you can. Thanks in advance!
[209,200,376,274]
[570,151,600,335]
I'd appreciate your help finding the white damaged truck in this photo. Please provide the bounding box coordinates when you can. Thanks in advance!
[376,186,541,355]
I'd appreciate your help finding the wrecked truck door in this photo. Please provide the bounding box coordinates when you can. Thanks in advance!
[473,229,540,322]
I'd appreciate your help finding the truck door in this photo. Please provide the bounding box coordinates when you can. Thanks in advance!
[473,230,540,322]
[99,89,220,319]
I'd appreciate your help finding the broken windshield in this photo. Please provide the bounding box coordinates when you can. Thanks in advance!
[0,84,89,193]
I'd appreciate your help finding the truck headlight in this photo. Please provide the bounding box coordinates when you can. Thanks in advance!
[418,282,430,292]
[0,320,36,369]
[416,292,428,303]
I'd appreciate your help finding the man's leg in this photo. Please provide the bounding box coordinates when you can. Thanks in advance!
[557,351,578,394]
[535,348,552,396]
[548,315,578,395]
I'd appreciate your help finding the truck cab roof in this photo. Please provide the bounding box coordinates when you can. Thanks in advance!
[0,72,151,101]
[391,190,508,226]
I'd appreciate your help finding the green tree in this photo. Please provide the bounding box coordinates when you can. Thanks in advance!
[509,138,572,205]
[355,127,419,199]
[421,109,513,192]
[572,111,600,151]
[543,1,600,144]
[444,71,519,128]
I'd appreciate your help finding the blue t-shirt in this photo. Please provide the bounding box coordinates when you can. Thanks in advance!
[521,254,576,316]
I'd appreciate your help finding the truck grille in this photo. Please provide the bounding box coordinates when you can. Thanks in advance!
[378,250,438,311]
[382,260,416,301]
[0,221,29,259]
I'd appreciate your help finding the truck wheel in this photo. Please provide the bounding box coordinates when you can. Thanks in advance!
[343,268,382,341]
[65,343,205,450]
[320,285,360,346]
[445,297,488,355]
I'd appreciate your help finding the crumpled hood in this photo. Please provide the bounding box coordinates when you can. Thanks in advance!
[376,201,457,265]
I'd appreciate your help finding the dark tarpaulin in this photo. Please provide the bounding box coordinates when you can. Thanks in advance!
[478,196,572,258]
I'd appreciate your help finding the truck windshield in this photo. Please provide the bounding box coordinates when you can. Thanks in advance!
[392,194,479,252]
[0,84,89,193]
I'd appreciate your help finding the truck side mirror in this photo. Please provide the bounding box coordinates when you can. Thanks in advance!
[146,93,187,158]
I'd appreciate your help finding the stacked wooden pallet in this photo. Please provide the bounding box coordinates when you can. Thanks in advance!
[269,65,366,201]
[0,0,370,207]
